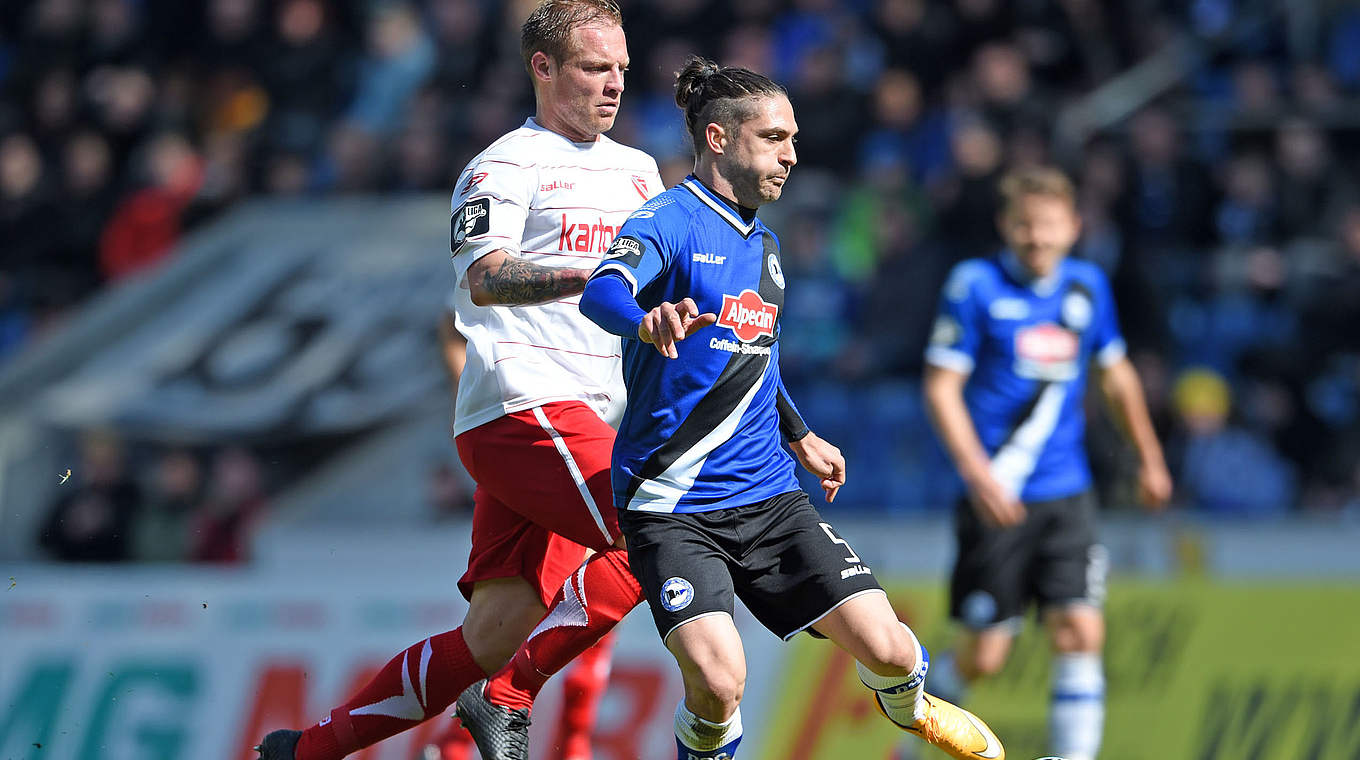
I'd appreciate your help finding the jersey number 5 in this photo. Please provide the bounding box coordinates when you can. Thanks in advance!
[820,522,861,564]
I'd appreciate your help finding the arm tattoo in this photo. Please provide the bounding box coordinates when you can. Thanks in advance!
[481,256,588,305]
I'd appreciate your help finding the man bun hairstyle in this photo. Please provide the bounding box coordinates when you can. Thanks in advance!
[520,0,623,72]
[674,55,786,155]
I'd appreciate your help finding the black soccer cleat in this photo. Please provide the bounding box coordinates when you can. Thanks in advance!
[454,679,531,760]
[254,729,300,760]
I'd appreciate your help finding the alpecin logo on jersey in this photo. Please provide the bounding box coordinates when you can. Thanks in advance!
[1014,322,1079,381]
[559,214,617,252]
[717,289,778,342]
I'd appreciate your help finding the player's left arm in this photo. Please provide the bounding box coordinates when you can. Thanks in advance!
[1096,358,1172,509]
[1088,270,1172,510]
[776,377,844,503]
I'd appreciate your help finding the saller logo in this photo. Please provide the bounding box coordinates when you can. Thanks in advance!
[717,289,777,342]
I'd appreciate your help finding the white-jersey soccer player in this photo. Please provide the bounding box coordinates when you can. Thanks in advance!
[448,117,659,434]
[255,3,661,760]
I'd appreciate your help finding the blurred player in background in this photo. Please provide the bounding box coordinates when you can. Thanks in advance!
[256,1,660,758]
[922,167,1173,760]
[563,56,1001,760]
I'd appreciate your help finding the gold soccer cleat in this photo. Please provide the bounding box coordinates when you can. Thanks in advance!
[877,691,1005,760]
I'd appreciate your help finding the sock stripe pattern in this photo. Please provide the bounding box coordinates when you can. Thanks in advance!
[484,548,641,713]
[856,624,928,726]
[294,627,485,760]
[674,702,743,759]
[1049,652,1104,760]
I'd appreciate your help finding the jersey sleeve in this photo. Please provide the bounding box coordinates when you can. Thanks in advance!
[775,376,810,442]
[588,212,674,297]
[924,261,985,374]
[449,158,534,276]
[581,206,680,338]
[1089,267,1127,367]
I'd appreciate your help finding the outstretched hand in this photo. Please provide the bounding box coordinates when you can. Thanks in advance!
[638,298,717,359]
[790,432,846,503]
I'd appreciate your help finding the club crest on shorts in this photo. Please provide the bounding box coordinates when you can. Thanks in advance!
[661,577,694,612]
[961,590,998,628]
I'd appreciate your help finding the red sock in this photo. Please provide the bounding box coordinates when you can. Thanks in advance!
[553,631,616,760]
[295,627,486,760]
[483,549,641,713]
[432,721,474,760]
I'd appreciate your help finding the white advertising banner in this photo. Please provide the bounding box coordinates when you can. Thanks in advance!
[1,565,787,760]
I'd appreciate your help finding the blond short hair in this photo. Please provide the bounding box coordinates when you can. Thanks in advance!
[520,0,623,71]
[998,166,1076,210]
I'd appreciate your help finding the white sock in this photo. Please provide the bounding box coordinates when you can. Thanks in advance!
[674,701,742,759]
[1049,652,1104,760]
[857,623,928,725]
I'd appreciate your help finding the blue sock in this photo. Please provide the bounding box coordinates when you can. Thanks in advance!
[674,701,742,759]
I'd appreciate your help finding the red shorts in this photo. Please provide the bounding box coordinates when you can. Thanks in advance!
[456,400,620,606]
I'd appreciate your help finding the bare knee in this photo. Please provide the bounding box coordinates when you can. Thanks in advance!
[956,630,1014,681]
[463,578,546,672]
[959,649,1007,680]
[668,617,747,722]
[1048,606,1104,654]
[856,622,919,677]
[683,663,745,721]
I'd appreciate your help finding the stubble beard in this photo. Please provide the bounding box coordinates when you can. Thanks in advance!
[729,162,772,207]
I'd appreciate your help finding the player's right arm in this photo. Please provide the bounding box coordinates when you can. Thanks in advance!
[580,217,715,357]
[450,157,591,307]
[923,365,1025,527]
[923,264,1026,527]
[465,250,593,306]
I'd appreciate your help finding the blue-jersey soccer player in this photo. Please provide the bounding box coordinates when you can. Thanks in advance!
[578,57,1005,760]
[923,167,1173,760]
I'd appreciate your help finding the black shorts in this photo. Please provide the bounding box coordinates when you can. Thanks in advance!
[950,490,1108,630]
[619,490,885,642]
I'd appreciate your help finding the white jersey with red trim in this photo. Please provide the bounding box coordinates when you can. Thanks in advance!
[448,117,661,436]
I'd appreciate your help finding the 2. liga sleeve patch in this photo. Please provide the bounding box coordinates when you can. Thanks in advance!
[450,197,491,254]
[603,235,645,267]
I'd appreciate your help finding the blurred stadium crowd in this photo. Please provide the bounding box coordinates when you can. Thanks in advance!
[5,0,1360,560]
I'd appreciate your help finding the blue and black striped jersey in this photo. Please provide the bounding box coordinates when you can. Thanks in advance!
[581,176,807,514]
[925,252,1126,503]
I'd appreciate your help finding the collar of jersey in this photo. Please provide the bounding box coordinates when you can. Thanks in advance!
[1000,249,1063,297]
[681,175,759,237]
[523,117,601,147]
